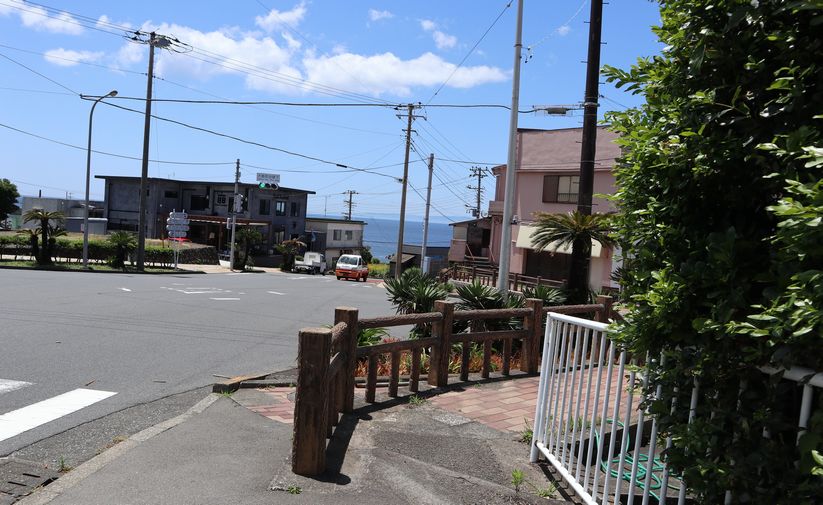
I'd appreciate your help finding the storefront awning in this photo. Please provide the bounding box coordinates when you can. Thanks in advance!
[515,224,602,257]
[187,214,270,226]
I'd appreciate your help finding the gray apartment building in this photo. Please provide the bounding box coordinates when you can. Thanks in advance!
[96,175,314,253]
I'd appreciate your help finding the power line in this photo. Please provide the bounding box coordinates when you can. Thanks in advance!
[95,99,402,180]
[426,0,514,104]
[0,51,78,95]
[0,121,233,166]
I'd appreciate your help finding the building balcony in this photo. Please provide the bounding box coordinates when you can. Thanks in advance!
[488,200,504,216]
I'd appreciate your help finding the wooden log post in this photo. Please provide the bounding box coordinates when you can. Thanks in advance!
[389,351,400,397]
[335,307,359,413]
[409,349,421,393]
[366,354,378,403]
[428,300,455,388]
[522,298,543,374]
[292,327,331,476]
[595,294,613,323]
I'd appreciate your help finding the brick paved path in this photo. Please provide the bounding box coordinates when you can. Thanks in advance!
[429,378,540,432]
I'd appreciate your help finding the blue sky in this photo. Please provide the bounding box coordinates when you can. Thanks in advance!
[0,0,661,222]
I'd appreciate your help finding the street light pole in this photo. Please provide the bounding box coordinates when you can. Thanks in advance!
[83,90,117,269]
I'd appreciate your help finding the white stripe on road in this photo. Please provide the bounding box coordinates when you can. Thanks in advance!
[0,379,32,395]
[267,291,285,295]
[209,297,240,301]
[119,288,131,292]
[0,388,117,442]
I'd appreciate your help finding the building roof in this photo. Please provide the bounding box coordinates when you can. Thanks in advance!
[95,175,315,194]
[449,217,491,227]
[306,216,367,225]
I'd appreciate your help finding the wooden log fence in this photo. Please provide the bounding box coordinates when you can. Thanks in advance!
[447,264,565,292]
[292,296,613,476]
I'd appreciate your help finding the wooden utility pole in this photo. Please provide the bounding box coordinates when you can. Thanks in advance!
[343,190,358,220]
[229,159,240,270]
[394,103,419,278]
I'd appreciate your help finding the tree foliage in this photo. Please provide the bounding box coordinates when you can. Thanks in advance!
[0,178,20,222]
[605,0,822,502]
[22,209,64,265]
[107,231,137,269]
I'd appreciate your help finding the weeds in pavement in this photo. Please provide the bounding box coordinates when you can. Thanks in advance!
[287,485,302,495]
[408,394,426,407]
[519,420,533,445]
[57,456,72,473]
[511,468,556,498]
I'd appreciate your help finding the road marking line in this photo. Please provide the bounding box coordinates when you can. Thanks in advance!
[0,388,117,442]
[209,297,240,301]
[0,379,32,395]
[267,291,285,295]
[119,288,131,292]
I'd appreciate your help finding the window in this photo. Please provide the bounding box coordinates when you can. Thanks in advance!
[216,193,227,206]
[290,201,299,217]
[164,190,178,199]
[345,230,353,241]
[275,200,286,216]
[542,175,579,203]
[259,199,271,215]
[190,195,208,210]
[333,229,342,241]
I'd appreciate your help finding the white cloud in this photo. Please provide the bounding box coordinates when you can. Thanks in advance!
[0,0,83,35]
[420,19,456,50]
[43,48,104,67]
[432,31,457,49]
[303,51,506,97]
[368,9,393,22]
[255,2,306,32]
[556,25,571,36]
[282,32,301,50]
[97,14,132,31]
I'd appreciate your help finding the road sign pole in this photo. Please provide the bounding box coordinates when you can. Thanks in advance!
[229,159,239,271]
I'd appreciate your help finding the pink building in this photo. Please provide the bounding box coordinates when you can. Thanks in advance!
[487,126,620,290]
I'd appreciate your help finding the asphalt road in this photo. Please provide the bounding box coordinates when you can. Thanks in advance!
[0,268,395,462]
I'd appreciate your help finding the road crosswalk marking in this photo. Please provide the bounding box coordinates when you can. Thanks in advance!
[0,379,32,395]
[0,388,117,442]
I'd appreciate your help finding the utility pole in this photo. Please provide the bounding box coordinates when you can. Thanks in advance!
[394,103,423,278]
[569,0,604,302]
[496,0,524,295]
[466,166,488,218]
[136,32,170,271]
[343,190,358,220]
[420,153,434,272]
[229,159,240,271]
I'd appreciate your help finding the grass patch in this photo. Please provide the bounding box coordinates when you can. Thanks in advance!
[0,260,178,273]
[408,394,426,407]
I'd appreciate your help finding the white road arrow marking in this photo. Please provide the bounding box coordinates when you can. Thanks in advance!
[119,288,131,292]
[0,379,32,395]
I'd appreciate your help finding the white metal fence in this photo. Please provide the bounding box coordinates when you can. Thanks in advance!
[530,312,823,505]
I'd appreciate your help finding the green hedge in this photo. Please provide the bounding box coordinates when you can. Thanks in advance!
[1,235,218,267]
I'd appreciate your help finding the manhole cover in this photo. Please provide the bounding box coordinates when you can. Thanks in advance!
[0,459,58,504]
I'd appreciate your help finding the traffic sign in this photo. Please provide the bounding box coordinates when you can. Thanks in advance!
[168,231,187,238]
[166,224,189,232]
[256,172,280,184]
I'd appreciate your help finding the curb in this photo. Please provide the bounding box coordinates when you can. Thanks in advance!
[16,394,220,505]
[0,264,207,275]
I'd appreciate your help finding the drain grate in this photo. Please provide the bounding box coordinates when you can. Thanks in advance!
[0,459,58,504]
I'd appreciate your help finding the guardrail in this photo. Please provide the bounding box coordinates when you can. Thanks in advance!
[530,312,823,505]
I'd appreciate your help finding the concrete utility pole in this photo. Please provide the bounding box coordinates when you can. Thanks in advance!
[136,32,170,271]
[394,103,421,278]
[496,0,524,295]
[420,153,434,272]
[343,190,358,220]
[467,166,488,218]
[229,159,240,270]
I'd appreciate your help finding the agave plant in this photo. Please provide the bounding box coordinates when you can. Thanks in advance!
[384,267,450,338]
[521,284,567,307]
[455,281,524,331]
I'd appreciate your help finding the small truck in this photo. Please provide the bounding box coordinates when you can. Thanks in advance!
[334,254,369,281]
[292,252,327,275]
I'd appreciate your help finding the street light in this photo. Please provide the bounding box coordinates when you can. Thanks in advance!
[84,90,117,269]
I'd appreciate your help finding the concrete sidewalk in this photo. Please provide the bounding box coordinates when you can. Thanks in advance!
[17,377,569,505]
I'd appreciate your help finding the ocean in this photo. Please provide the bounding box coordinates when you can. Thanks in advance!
[362,217,453,261]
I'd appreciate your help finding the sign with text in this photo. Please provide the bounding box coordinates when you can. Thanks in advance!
[256,172,280,184]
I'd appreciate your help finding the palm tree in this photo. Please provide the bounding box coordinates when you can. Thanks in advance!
[233,226,263,270]
[107,231,137,269]
[22,209,64,265]
[530,210,615,304]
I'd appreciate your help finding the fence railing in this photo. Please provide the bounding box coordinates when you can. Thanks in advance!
[530,312,823,505]
[292,298,612,476]
[447,264,564,292]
